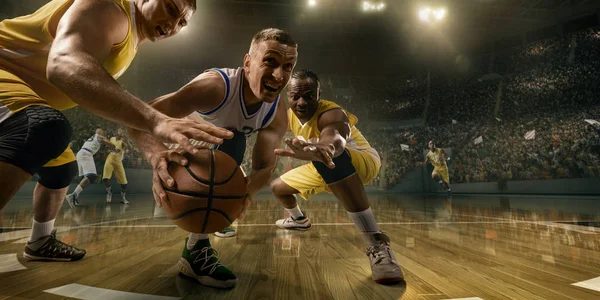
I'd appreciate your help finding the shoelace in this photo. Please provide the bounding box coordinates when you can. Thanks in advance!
[43,236,75,256]
[367,244,391,266]
[191,247,222,274]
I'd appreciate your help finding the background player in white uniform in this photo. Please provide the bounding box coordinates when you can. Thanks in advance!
[65,128,115,207]
[129,28,296,289]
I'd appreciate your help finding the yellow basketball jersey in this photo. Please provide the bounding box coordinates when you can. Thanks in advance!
[427,148,447,168]
[287,99,380,161]
[108,137,125,161]
[0,0,139,112]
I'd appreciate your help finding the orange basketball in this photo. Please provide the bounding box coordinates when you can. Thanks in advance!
[162,149,247,233]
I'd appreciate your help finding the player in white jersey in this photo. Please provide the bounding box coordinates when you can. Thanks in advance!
[65,129,115,208]
[129,28,297,289]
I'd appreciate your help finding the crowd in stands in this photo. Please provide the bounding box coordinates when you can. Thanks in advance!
[60,27,600,188]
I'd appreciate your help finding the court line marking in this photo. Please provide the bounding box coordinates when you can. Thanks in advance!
[44,283,179,300]
[572,276,600,293]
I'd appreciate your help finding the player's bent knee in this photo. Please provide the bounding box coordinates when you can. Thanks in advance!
[85,174,98,183]
[312,150,356,184]
[37,161,77,189]
[270,179,285,195]
[0,105,72,175]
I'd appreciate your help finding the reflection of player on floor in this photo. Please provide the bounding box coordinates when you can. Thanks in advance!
[65,128,116,208]
[0,0,223,263]
[424,140,451,192]
[103,128,130,204]
[270,70,404,284]
[129,29,296,289]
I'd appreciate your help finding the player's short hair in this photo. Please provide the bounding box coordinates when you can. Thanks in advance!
[183,0,197,11]
[249,28,297,54]
[291,69,320,85]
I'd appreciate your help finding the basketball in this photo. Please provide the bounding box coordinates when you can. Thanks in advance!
[162,149,247,233]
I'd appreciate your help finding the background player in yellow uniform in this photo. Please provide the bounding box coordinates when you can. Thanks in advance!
[103,128,129,204]
[0,0,232,262]
[270,70,404,284]
[424,140,451,192]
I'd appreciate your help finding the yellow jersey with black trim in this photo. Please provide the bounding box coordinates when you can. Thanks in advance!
[427,148,447,168]
[287,99,380,161]
[0,0,139,112]
[107,137,125,161]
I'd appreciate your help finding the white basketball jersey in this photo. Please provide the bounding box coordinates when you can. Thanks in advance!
[193,67,279,135]
[81,134,102,154]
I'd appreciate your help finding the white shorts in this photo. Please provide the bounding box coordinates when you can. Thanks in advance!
[76,149,96,176]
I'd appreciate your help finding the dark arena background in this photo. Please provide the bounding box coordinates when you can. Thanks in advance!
[1,0,600,299]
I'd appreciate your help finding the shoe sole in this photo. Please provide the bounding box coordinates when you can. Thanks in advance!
[23,252,85,262]
[276,224,312,231]
[375,277,404,284]
[214,233,237,238]
[177,258,238,289]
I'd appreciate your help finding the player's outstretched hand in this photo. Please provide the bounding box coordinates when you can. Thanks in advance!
[152,116,233,156]
[274,138,335,169]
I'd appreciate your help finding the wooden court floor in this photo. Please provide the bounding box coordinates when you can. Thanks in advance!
[1,193,600,299]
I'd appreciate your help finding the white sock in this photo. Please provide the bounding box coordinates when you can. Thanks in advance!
[285,205,304,219]
[347,208,380,247]
[187,233,209,250]
[106,186,112,194]
[121,191,126,199]
[29,219,55,242]
[73,185,83,197]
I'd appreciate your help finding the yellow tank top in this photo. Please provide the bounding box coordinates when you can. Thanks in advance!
[0,0,139,111]
[288,99,379,161]
[108,137,125,161]
[427,148,447,168]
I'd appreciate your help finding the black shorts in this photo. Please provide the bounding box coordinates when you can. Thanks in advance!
[213,130,247,166]
[0,105,72,175]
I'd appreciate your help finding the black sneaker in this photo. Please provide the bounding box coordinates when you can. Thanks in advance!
[23,229,86,262]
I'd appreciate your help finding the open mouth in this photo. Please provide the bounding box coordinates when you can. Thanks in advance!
[263,82,279,93]
[156,26,166,37]
[295,108,307,114]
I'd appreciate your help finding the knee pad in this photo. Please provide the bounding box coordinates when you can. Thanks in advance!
[312,150,356,184]
[38,161,78,189]
[85,173,98,183]
[0,106,72,174]
[120,184,127,190]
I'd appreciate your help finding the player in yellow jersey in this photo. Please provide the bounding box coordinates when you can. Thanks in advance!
[424,140,451,192]
[0,0,232,262]
[270,70,404,284]
[103,128,130,204]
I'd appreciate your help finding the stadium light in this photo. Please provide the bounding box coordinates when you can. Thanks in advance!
[419,7,446,23]
[308,0,316,7]
[363,1,386,12]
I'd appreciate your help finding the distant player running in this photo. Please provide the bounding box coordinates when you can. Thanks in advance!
[424,140,451,192]
[65,128,116,207]
[103,128,130,204]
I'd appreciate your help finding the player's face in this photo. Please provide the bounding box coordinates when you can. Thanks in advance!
[428,141,434,150]
[139,0,194,42]
[244,41,297,103]
[117,129,124,138]
[287,78,320,120]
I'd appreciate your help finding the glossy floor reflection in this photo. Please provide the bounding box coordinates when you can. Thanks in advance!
[1,193,600,299]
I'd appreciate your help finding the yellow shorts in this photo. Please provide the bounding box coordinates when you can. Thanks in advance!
[280,149,381,200]
[432,166,450,184]
[0,68,75,167]
[103,156,127,184]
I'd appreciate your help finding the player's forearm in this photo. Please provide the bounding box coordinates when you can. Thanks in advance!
[127,127,168,163]
[47,52,165,133]
[319,130,346,158]
[246,167,273,198]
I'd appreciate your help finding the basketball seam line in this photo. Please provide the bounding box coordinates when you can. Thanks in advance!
[184,162,238,186]
[168,207,233,223]
[163,188,246,199]
[201,149,216,233]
